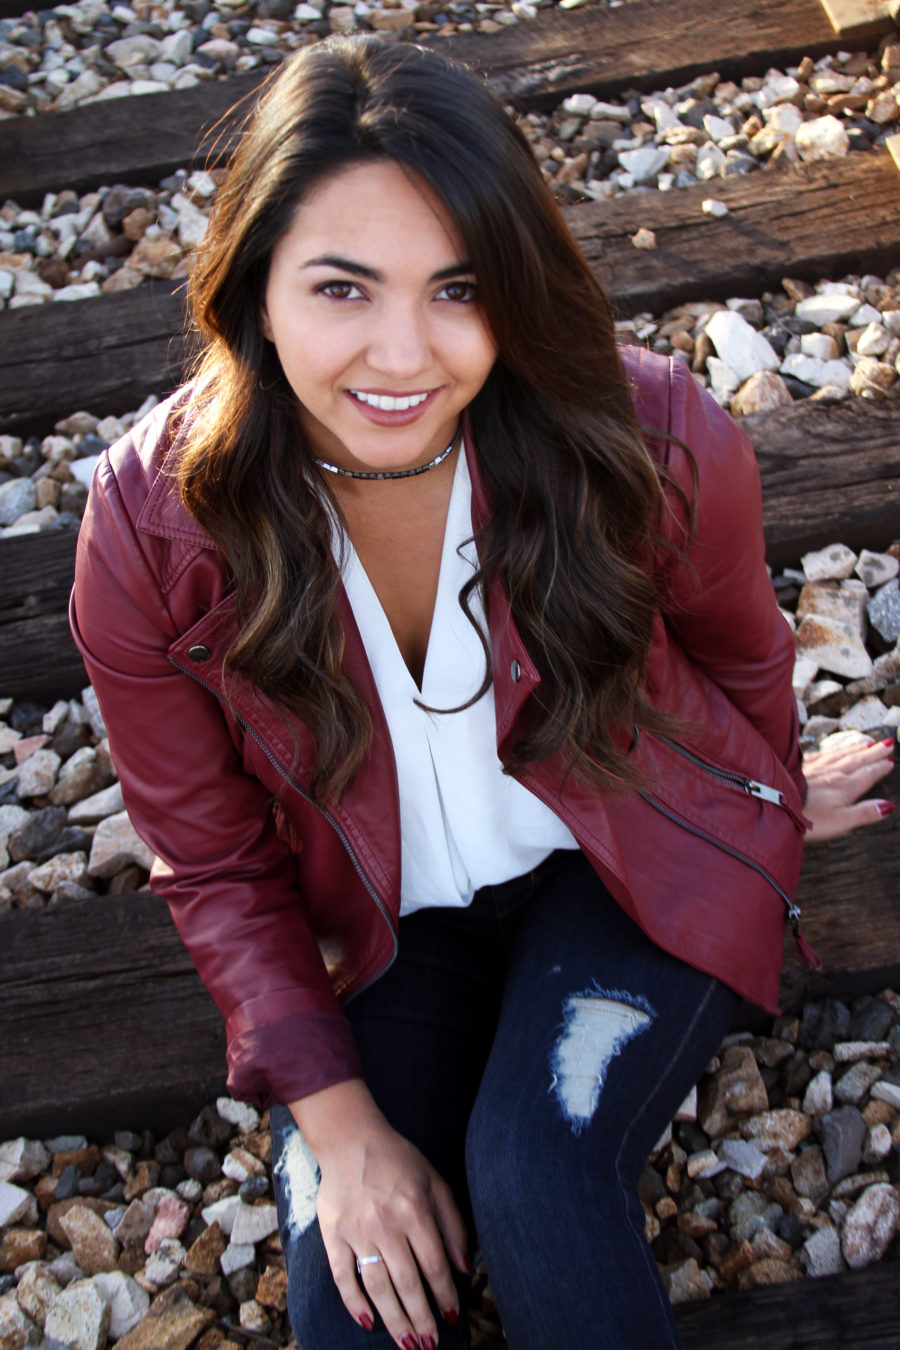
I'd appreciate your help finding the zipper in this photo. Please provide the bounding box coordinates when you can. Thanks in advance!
[637,789,821,971]
[169,657,398,1000]
[649,732,808,831]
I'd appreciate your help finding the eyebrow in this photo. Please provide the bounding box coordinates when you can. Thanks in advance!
[300,254,474,283]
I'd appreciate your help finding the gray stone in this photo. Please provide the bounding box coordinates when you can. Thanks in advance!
[0,1181,38,1228]
[27,851,90,893]
[717,1138,767,1180]
[868,581,900,645]
[48,747,113,807]
[841,1184,900,1269]
[220,1242,255,1275]
[617,145,669,184]
[0,479,37,527]
[801,1226,844,1277]
[141,1238,185,1288]
[43,1280,109,1350]
[727,1191,784,1243]
[821,1106,867,1185]
[90,1272,147,1339]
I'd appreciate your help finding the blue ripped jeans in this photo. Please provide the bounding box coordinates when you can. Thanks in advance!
[271,851,738,1350]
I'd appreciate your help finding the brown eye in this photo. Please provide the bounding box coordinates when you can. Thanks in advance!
[317,281,364,300]
[438,280,477,303]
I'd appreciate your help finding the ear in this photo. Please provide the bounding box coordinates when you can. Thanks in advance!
[259,305,274,342]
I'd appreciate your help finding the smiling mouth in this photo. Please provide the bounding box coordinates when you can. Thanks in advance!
[349,390,431,412]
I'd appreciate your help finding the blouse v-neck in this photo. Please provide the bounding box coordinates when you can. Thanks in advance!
[336,445,577,916]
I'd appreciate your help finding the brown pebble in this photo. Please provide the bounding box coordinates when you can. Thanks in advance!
[719,1239,756,1282]
[51,1145,101,1178]
[736,1257,802,1289]
[256,1265,287,1311]
[47,1196,116,1249]
[0,1227,47,1272]
[184,1221,226,1276]
[123,1160,159,1201]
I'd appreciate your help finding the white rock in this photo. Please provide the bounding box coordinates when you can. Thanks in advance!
[800,332,839,361]
[201,1194,243,1235]
[16,749,62,798]
[106,34,161,66]
[80,687,107,739]
[617,146,669,184]
[863,1124,892,1164]
[840,697,890,732]
[230,1202,278,1246]
[802,1069,833,1116]
[792,655,819,698]
[68,782,125,824]
[871,1080,900,1108]
[795,615,873,680]
[764,102,804,134]
[172,194,208,250]
[29,852,90,893]
[90,1272,148,1339]
[795,115,850,161]
[706,357,741,396]
[841,1184,900,1269]
[701,198,729,218]
[142,1238,185,1287]
[220,1242,256,1275]
[0,1292,40,1348]
[561,93,597,116]
[0,1137,50,1184]
[780,353,851,390]
[44,1279,109,1350]
[849,303,883,328]
[795,293,861,326]
[87,810,154,878]
[695,142,727,179]
[703,113,735,142]
[589,101,632,123]
[216,1097,260,1134]
[801,543,859,582]
[706,310,779,382]
[856,321,891,358]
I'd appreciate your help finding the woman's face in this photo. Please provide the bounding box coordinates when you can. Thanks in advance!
[260,160,497,475]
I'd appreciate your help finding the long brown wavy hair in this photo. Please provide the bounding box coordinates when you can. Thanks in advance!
[180,35,688,803]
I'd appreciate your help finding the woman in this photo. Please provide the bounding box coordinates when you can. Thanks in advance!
[71,36,893,1350]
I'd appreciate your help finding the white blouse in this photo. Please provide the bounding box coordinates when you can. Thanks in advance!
[336,445,578,917]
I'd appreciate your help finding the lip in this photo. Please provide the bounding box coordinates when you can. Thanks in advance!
[343,387,441,426]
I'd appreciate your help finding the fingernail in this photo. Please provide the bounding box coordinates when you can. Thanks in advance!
[883,738,896,748]
[401,1337,420,1350]
[443,1307,459,1326]
[877,800,895,816]
[422,1337,437,1350]
[359,1312,374,1332]
[464,1254,474,1275]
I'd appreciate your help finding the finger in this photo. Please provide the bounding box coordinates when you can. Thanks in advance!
[327,1238,378,1334]
[429,1172,470,1278]
[358,1241,433,1350]
[808,797,894,841]
[404,1208,462,1331]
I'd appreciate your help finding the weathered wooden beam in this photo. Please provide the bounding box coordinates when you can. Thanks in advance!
[3,154,897,439]
[818,0,896,40]
[676,1262,900,1348]
[0,0,864,207]
[0,530,86,701]
[0,811,896,1138]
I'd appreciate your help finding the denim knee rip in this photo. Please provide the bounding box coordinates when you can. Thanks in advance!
[275,1123,322,1239]
[549,985,655,1135]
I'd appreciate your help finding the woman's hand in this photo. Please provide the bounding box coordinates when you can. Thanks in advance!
[289,1080,467,1350]
[803,735,895,842]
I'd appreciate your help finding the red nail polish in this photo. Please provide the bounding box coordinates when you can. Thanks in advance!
[443,1307,459,1326]
[401,1337,420,1350]
[359,1311,374,1332]
[882,738,895,748]
[877,800,895,816]
[422,1337,437,1350]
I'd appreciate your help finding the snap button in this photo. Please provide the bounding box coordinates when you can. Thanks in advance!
[510,658,522,683]
[188,644,211,663]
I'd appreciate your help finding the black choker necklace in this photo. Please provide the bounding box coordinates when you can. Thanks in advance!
[314,430,460,481]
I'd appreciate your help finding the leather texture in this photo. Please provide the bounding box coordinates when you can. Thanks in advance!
[70,348,806,1107]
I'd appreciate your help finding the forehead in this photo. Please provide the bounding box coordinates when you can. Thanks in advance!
[274,160,466,267]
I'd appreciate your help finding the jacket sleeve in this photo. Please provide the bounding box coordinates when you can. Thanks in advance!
[70,439,364,1108]
[636,351,804,797]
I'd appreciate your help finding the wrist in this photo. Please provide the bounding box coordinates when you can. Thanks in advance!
[287,1078,385,1161]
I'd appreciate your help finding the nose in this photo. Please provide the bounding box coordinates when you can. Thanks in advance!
[366,300,431,379]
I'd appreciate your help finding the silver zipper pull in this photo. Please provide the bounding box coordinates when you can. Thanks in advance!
[746,780,785,806]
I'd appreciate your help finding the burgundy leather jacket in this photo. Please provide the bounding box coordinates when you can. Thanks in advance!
[71,348,807,1109]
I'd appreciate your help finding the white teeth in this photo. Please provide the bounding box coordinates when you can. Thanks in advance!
[352,391,429,412]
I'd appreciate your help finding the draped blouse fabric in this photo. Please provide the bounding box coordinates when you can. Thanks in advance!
[336,446,578,917]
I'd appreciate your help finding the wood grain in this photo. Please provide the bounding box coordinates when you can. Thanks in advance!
[0,0,861,207]
[3,154,897,438]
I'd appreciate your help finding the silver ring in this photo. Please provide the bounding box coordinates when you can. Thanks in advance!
[356,1255,383,1273]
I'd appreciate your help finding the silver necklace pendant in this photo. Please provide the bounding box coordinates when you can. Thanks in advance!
[314,429,460,481]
